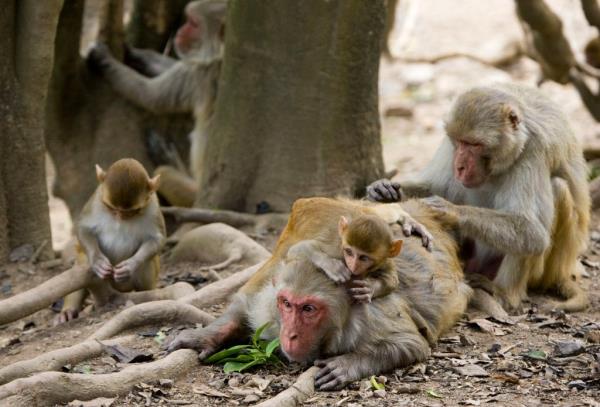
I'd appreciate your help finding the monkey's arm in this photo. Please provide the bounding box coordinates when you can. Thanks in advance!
[287,240,351,283]
[114,231,165,282]
[167,294,252,359]
[87,43,197,114]
[366,178,432,202]
[424,196,550,256]
[314,312,430,390]
[77,224,113,279]
[124,46,177,77]
[369,265,399,299]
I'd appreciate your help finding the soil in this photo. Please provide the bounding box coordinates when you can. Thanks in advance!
[2,0,600,406]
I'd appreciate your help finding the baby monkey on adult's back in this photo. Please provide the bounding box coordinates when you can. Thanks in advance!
[288,213,403,303]
[57,159,166,323]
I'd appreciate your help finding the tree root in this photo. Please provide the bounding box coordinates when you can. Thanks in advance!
[181,261,264,308]
[124,281,196,303]
[0,335,134,385]
[90,300,215,340]
[0,349,198,407]
[256,366,318,407]
[161,206,288,233]
[90,263,263,340]
[0,265,90,326]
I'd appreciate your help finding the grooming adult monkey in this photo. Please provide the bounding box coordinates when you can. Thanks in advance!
[367,83,590,312]
[288,213,403,303]
[57,159,166,323]
[87,0,227,206]
[168,197,471,390]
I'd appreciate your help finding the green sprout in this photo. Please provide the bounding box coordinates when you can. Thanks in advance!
[205,322,283,373]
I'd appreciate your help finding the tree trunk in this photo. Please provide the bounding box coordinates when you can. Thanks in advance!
[0,0,62,263]
[197,0,386,213]
[45,0,192,219]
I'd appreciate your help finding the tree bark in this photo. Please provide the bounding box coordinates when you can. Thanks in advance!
[197,0,386,212]
[0,0,62,263]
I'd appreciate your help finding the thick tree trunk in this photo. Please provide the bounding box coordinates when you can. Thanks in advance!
[197,0,386,212]
[45,0,192,219]
[0,1,62,263]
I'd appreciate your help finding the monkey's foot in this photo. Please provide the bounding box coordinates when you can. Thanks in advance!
[54,309,80,325]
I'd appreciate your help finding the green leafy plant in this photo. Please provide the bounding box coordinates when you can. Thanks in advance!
[205,322,283,373]
[370,375,385,390]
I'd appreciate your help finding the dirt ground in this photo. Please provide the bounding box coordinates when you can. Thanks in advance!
[2,0,600,406]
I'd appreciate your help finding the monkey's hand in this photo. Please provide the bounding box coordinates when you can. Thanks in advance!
[422,196,460,226]
[316,257,352,284]
[314,356,354,390]
[398,215,434,251]
[86,42,113,75]
[166,327,218,360]
[366,179,403,202]
[91,254,113,280]
[113,258,139,282]
[347,279,373,304]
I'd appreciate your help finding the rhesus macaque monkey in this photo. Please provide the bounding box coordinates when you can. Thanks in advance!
[367,83,590,312]
[288,214,402,303]
[87,0,227,206]
[57,159,166,323]
[168,197,471,390]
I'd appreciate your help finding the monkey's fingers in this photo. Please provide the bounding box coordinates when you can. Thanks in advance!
[314,364,346,390]
[351,294,372,304]
[348,287,371,295]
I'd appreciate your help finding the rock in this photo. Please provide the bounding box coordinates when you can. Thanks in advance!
[453,364,489,377]
[553,340,585,357]
[159,379,174,388]
[243,394,261,404]
[567,380,586,390]
[9,244,34,262]
[373,389,387,398]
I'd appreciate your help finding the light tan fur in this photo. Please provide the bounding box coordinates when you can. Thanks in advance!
[370,83,590,312]
[59,159,166,322]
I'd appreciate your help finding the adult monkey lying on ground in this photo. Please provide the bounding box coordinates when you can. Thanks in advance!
[168,197,471,390]
[367,83,590,312]
[87,0,227,207]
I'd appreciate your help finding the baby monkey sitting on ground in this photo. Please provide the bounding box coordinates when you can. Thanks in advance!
[288,214,402,303]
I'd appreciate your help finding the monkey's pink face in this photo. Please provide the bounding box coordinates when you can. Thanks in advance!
[277,290,328,362]
[175,14,202,56]
[453,140,488,188]
[342,245,374,275]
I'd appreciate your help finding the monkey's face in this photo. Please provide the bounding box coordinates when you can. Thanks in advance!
[175,11,203,57]
[276,290,329,363]
[452,140,489,188]
[342,245,374,275]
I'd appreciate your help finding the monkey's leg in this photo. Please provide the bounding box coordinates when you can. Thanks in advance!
[131,257,160,291]
[154,166,197,207]
[56,289,88,324]
[492,255,535,312]
[536,178,589,311]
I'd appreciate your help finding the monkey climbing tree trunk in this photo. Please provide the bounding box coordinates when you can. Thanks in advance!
[198,0,386,212]
[0,0,62,263]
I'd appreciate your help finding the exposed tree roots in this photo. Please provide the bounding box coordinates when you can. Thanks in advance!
[0,265,90,326]
[256,367,318,407]
[124,281,195,303]
[161,206,289,233]
[90,300,215,340]
[0,349,199,407]
[0,335,134,385]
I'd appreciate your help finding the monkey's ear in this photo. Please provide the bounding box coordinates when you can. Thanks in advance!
[95,164,106,183]
[148,174,161,192]
[338,216,349,236]
[501,104,520,131]
[389,239,403,257]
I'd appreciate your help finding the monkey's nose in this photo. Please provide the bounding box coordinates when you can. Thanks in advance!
[288,332,298,340]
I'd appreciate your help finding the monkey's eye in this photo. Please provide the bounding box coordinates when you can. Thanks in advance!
[302,304,316,313]
[358,255,371,262]
[344,248,353,256]
[281,299,291,308]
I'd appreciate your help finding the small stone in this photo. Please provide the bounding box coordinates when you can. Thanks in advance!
[159,379,173,388]
[567,380,586,390]
[373,389,386,398]
[454,364,489,377]
[209,378,226,389]
[243,394,260,404]
[553,340,585,357]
